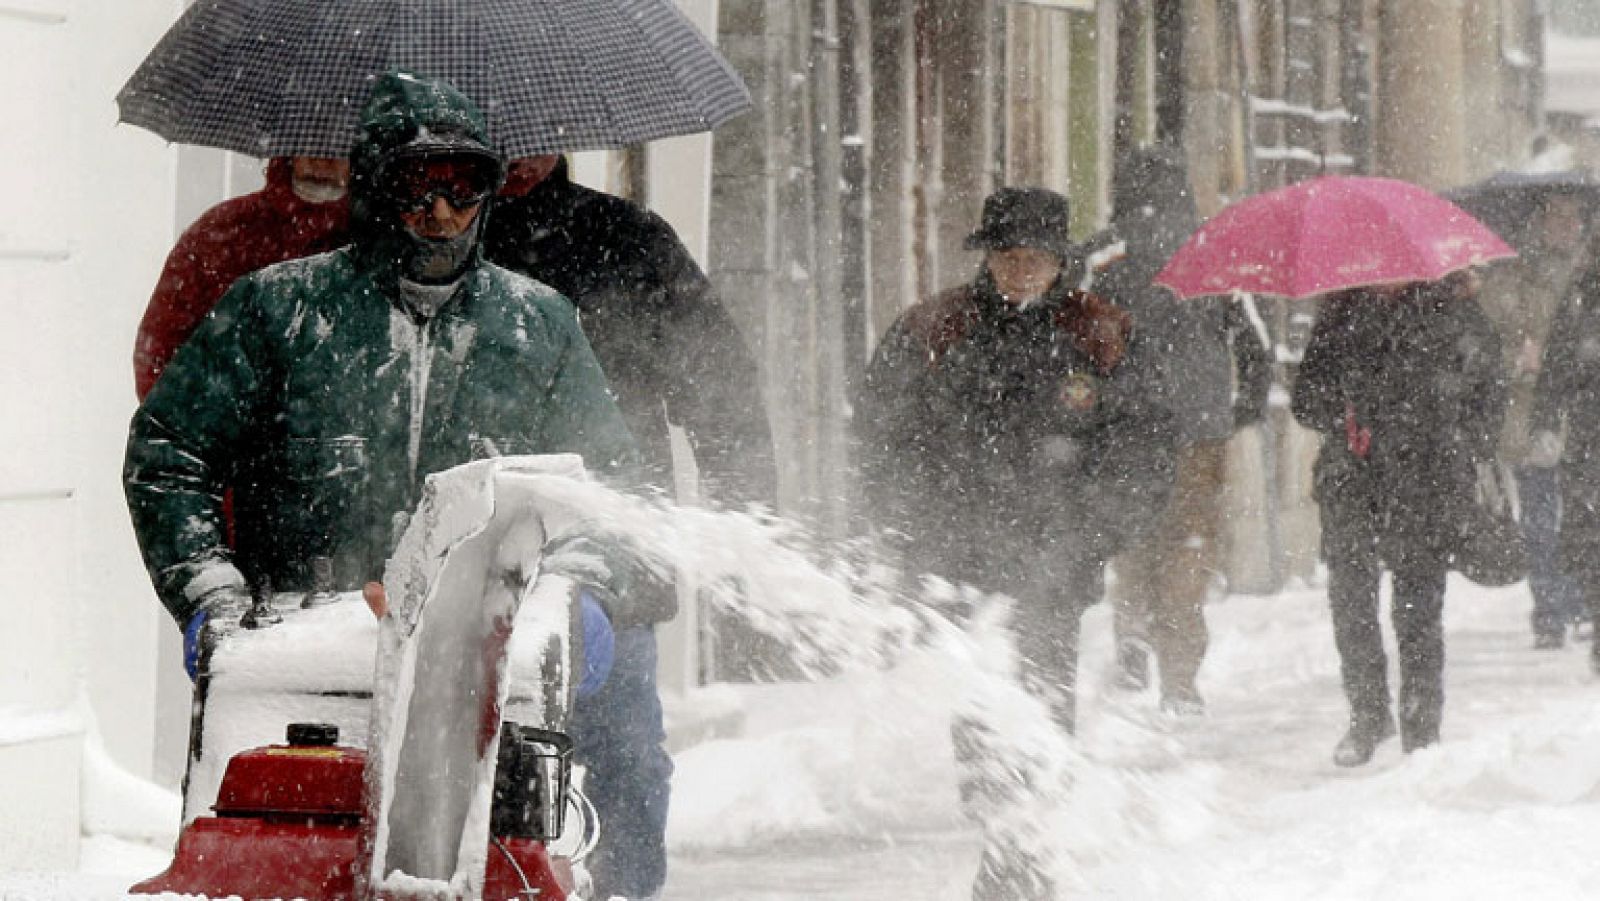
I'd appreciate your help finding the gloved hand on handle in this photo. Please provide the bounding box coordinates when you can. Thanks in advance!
[181,578,252,681]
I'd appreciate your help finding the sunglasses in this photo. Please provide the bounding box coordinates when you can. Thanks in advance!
[384,155,498,212]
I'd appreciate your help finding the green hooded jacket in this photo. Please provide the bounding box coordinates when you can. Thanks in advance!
[125,71,639,626]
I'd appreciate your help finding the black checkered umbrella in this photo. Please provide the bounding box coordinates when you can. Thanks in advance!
[117,0,752,158]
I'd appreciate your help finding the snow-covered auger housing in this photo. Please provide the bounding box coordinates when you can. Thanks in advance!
[132,456,609,900]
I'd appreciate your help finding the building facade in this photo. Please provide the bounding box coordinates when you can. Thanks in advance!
[705,0,1548,595]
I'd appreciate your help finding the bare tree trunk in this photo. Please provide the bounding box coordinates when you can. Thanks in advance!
[1114,0,1148,177]
[1155,0,1185,144]
[1283,0,1319,182]
[1339,0,1374,173]
[810,0,849,537]
[911,0,938,303]
[838,0,873,379]
[1254,0,1287,189]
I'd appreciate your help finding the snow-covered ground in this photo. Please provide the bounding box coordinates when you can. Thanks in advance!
[659,576,1600,899]
[6,572,1600,899]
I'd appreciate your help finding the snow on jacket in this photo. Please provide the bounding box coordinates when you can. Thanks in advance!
[125,72,638,628]
[133,157,350,399]
[484,160,776,507]
[855,273,1177,575]
[1292,285,1505,565]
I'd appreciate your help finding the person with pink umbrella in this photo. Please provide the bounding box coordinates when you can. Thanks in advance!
[1157,176,1513,766]
[1291,271,1505,765]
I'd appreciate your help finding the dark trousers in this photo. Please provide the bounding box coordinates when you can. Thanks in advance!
[571,626,673,899]
[915,526,1103,734]
[1007,562,1101,734]
[1515,466,1583,636]
[1324,518,1447,750]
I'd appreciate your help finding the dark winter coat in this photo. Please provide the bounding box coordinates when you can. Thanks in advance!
[125,72,638,627]
[485,161,776,507]
[1292,285,1505,568]
[856,273,1177,596]
[1532,253,1600,578]
[134,158,350,399]
[1094,145,1270,446]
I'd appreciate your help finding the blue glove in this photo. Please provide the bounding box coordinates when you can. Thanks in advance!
[183,610,208,681]
[577,588,615,699]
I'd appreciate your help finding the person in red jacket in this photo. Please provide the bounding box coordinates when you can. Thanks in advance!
[133,156,351,399]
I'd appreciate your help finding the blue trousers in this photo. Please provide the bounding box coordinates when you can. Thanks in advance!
[571,625,673,899]
[1516,466,1583,637]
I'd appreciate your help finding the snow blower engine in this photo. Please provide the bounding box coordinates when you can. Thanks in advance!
[131,721,578,900]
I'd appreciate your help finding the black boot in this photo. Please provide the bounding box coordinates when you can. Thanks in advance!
[1333,714,1396,767]
[1399,689,1442,752]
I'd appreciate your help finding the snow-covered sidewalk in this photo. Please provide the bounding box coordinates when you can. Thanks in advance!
[7,575,1600,899]
[663,577,1600,899]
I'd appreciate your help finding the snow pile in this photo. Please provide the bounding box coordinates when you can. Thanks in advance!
[81,733,180,849]
[667,648,972,848]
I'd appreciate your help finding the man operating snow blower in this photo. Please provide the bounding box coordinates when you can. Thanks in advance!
[125,70,675,900]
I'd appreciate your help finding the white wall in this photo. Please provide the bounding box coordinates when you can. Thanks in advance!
[0,0,181,867]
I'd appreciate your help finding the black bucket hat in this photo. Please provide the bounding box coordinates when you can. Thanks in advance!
[964,187,1076,257]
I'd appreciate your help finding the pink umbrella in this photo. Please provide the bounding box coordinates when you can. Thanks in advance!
[1154,175,1516,299]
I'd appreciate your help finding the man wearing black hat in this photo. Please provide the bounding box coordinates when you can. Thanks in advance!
[856,187,1175,898]
[856,186,1176,732]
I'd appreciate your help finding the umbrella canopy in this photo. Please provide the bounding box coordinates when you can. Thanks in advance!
[1154,176,1516,300]
[1445,169,1600,254]
[117,0,752,158]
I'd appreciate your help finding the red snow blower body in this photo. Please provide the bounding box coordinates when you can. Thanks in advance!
[131,723,572,900]
[133,460,597,900]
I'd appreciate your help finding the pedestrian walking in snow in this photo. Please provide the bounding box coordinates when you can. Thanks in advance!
[1478,188,1593,647]
[855,186,1174,900]
[133,156,351,400]
[1532,238,1600,676]
[124,71,675,901]
[1094,146,1271,715]
[856,186,1176,732]
[1292,274,1505,765]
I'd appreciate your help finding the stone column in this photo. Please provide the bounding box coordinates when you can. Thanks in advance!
[1375,0,1466,188]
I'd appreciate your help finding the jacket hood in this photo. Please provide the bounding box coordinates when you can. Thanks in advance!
[348,70,506,287]
[1111,145,1198,270]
